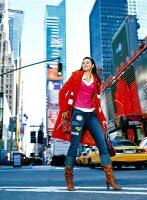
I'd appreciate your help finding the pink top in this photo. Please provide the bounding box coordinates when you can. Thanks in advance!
[74,81,95,110]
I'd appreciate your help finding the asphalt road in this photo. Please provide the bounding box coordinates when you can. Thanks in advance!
[0,165,147,200]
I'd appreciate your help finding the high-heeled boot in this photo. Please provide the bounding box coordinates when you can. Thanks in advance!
[103,164,122,190]
[64,166,75,191]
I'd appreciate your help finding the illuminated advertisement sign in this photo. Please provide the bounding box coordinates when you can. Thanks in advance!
[105,88,115,121]
[134,53,147,115]
[48,80,62,90]
[112,15,138,68]
[48,107,58,130]
[47,69,62,131]
[112,24,129,68]
[48,90,59,104]
[48,68,62,80]
[111,66,142,117]
[47,81,61,105]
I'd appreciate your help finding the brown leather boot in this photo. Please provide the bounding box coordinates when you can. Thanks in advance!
[103,164,122,190]
[64,166,75,191]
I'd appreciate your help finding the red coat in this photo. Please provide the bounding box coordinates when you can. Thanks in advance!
[52,70,106,146]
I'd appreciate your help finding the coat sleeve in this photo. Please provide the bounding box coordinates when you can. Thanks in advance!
[58,73,74,113]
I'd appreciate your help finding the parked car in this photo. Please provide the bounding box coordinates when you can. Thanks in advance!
[0,159,12,166]
[88,148,101,168]
[76,148,91,166]
[76,147,97,166]
[139,137,147,152]
[88,139,147,169]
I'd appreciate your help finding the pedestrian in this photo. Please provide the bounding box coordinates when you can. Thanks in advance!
[52,56,121,191]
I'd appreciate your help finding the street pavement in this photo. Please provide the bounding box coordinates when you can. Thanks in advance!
[0,165,147,200]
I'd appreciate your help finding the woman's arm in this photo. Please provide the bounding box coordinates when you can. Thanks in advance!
[59,73,74,113]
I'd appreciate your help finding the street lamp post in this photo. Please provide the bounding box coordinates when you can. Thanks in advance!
[0,56,61,77]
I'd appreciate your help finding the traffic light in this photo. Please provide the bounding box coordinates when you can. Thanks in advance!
[57,62,62,76]
[38,129,44,144]
[30,131,36,143]
[9,117,16,132]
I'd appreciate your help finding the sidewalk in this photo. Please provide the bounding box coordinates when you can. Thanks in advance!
[0,165,54,170]
[0,165,32,170]
[0,165,14,170]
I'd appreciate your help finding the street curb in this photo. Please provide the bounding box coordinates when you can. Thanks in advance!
[0,166,13,170]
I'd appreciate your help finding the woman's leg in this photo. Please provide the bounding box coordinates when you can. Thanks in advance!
[86,112,111,166]
[64,109,86,191]
[86,112,121,190]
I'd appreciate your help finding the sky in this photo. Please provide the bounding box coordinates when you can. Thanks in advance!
[8,0,95,131]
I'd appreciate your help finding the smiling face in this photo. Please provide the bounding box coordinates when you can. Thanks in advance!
[82,58,94,72]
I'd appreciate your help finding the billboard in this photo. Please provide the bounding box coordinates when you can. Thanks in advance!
[112,24,129,68]
[48,81,62,105]
[48,80,61,90]
[48,107,58,130]
[110,65,142,117]
[48,68,62,80]
[112,15,138,68]
[47,72,62,132]
[134,52,147,116]
[101,46,147,141]
[105,88,115,121]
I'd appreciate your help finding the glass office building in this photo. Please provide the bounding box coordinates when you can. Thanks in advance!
[8,9,24,60]
[89,0,128,81]
[45,0,66,135]
[45,0,66,81]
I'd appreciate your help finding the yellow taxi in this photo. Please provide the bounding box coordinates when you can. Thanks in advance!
[139,137,147,152]
[89,139,147,169]
[76,147,97,166]
[76,148,92,166]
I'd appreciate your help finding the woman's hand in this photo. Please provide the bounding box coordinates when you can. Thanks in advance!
[62,111,69,119]
[102,120,108,129]
[102,121,108,136]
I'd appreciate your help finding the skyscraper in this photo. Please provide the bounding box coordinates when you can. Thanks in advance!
[8,9,24,60]
[0,0,16,114]
[45,0,66,134]
[45,0,66,81]
[89,0,128,81]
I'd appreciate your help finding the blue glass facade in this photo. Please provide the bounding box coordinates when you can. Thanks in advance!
[45,0,66,81]
[8,9,24,60]
[89,0,128,81]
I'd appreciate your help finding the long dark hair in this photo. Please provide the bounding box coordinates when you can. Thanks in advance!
[79,56,100,79]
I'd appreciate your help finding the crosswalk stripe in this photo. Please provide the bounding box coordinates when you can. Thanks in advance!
[0,186,147,195]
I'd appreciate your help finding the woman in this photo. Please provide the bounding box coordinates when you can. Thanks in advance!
[52,57,121,191]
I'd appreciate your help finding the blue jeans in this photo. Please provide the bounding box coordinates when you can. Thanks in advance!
[65,108,112,167]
